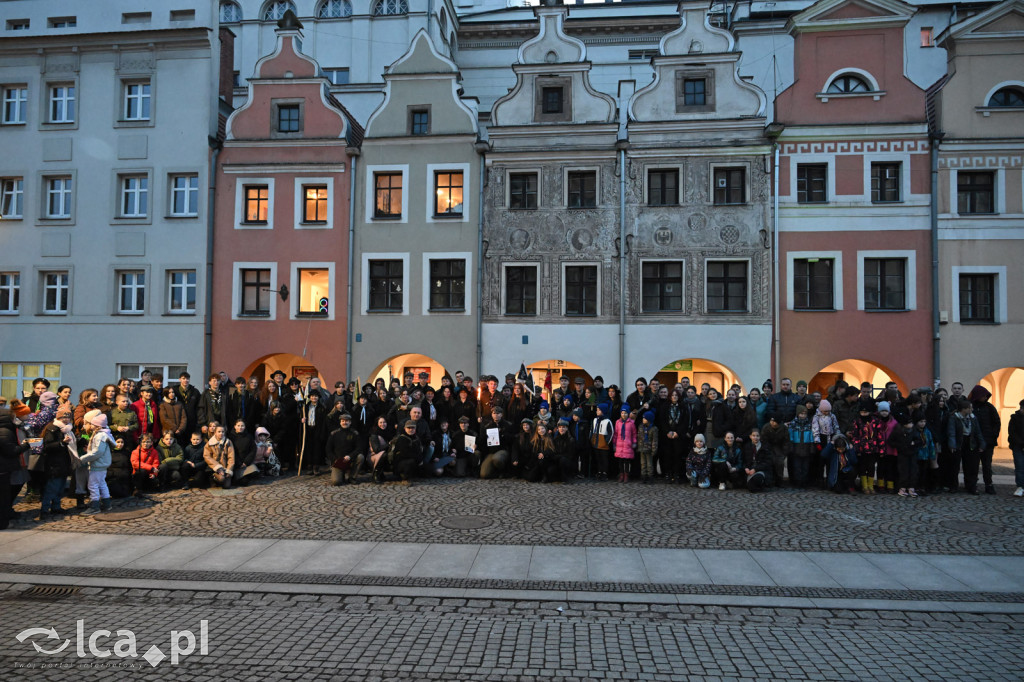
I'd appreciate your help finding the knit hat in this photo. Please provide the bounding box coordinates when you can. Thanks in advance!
[597,402,611,415]
[39,391,58,406]
[858,399,875,413]
[458,416,471,424]
[818,399,831,412]
[572,407,583,417]
[796,405,808,416]
[539,401,549,410]
[9,400,30,418]
[557,417,570,426]
[796,380,807,388]
[594,375,604,383]
[255,426,270,439]
[521,418,534,426]
[85,409,107,428]
[876,401,891,413]
[643,410,655,423]
[620,406,630,415]
[562,394,574,405]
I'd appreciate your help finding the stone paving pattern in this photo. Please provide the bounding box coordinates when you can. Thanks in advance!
[14,475,1023,555]
[1,585,1020,681]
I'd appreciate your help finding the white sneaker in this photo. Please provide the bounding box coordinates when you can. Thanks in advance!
[718,482,726,491]
[1014,487,1024,497]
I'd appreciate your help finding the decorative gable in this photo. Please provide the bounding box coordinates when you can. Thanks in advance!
[789,0,915,32]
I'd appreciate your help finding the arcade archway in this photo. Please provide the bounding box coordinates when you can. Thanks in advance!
[526,359,593,398]
[368,353,451,389]
[978,366,1024,449]
[652,359,741,395]
[240,353,321,387]
[809,359,905,399]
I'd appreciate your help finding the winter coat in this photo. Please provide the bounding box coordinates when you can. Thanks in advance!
[131,445,161,474]
[947,412,985,453]
[850,415,885,456]
[1009,411,1024,451]
[820,442,858,488]
[811,412,840,445]
[109,407,140,443]
[387,433,421,479]
[80,432,113,471]
[743,442,774,475]
[197,387,227,429]
[158,400,187,437]
[636,423,658,457]
[915,426,937,461]
[760,421,788,454]
[786,417,816,459]
[203,437,235,473]
[132,398,163,441]
[229,430,256,467]
[878,415,899,458]
[612,417,636,459]
[766,390,800,424]
[156,440,185,468]
[0,413,29,475]
[477,418,513,456]
[712,442,743,469]
[41,423,73,478]
[590,416,614,451]
[174,384,202,437]
[706,400,733,439]
[326,426,363,468]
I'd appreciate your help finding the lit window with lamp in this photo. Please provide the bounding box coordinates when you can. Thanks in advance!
[297,269,329,317]
[303,185,328,223]
[434,171,463,217]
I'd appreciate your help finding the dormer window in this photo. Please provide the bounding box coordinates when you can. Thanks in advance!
[819,70,884,102]
[827,75,869,94]
[988,87,1024,108]
[262,1,296,21]
[534,77,571,122]
[675,69,714,113]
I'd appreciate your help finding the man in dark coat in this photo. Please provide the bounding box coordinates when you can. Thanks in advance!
[969,385,1001,494]
[0,411,30,529]
[197,374,227,435]
[326,413,364,485]
[174,372,202,445]
[766,378,800,425]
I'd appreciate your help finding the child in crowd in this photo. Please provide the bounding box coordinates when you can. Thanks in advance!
[636,411,658,484]
[686,433,711,488]
[132,434,163,495]
[182,432,209,489]
[914,411,937,495]
[851,400,884,494]
[711,432,743,490]
[590,403,614,481]
[254,426,281,477]
[821,436,858,493]
[786,406,815,488]
[876,401,899,493]
[612,407,637,483]
[761,414,789,487]
[810,399,840,488]
[79,410,113,515]
[156,431,185,488]
[39,418,73,520]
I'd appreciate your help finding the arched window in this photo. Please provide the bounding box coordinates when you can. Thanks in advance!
[439,9,449,36]
[988,87,1024,107]
[318,0,353,18]
[262,1,297,21]
[220,1,242,23]
[827,74,870,94]
[373,0,409,16]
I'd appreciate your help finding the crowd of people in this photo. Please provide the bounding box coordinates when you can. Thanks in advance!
[1,366,1023,528]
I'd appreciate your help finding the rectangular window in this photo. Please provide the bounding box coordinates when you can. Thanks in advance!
[959,274,994,323]
[323,68,349,85]
[42,272,69,314]
[121,175,149,217]
[541,87,564,114]
[505,266,537,316]
[429,259,466,311]
[793,258,834,310]
[565,265,597,317]
[434,171,463,216]
[871,163,901,203]
[0,363,61,399]
[368,259,403,311]
[713,168,745,205]
[374,172,402,219]
[49,84,75,123]
[277,104,300,133]
[168,270,196,313]
[298,268,329,316]
[2,86,27,124]
[410,109,429,135]
[48,17,77,28]
[641,261,683,313]
[683,78,706,106]
[118,364,187,386]
[244,185,269,223]
[648,169,679,206]
[509,173,538,210]
[0,273,19,313]
[863,258,906,310]
[123,81,151,121]
[45,176,72,219]
[1,178,23,218]
[707,261,748,313]
[567,171,597,208]
[118,271,146,314]
[240,268,271,316]
[303,185,328,223]
[170,174,199,216]
[957,171,994,214]
[796,164,827,203]
[6,20,30,31]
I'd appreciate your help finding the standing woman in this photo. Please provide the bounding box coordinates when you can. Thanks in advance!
[434,385,456,429]
[99,384,119,414]
[734,396,758,442]
[605,386,623,425]
[158,387,187,444]
[659,390,684,483]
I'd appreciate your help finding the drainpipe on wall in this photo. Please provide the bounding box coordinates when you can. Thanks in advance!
[475,140,488,379]
[204,136,222,378]
[929,134,941,388]
[346,148,359,382]
[772,142,781,384]
[617,142,628,390]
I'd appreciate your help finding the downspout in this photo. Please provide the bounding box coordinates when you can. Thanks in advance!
[346,149,359,382]
[475,141,487,379]
[929,134,941,388]
[204,136,222,378]
[617,143,627,390]
[772,142,780,384]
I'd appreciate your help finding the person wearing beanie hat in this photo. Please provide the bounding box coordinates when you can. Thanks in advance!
[612,405,637,482]
[760,412,789,486]
[512,418,535,476]
[38,417,75,520]
[590,402,614,480]
[809,399,840,489]
[786,404,815,488]
[636,410,659,484]
[9,400,31,419]
[79,409,114,515]
[911,411,937,494]
[850,400,885,494]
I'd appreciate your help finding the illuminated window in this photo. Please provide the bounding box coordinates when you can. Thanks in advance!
[434,171,463,217]
[244,185,269,223]
[298,268,329,316]
[374,172,402,219]
[303,185,328,223]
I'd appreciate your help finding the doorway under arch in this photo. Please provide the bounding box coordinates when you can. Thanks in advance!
[978,366,1024,449]
[368,353,451,388]
[240,352,321,387]
[652,359,741,396]
[526,359,593,398]
[809,359,905,399]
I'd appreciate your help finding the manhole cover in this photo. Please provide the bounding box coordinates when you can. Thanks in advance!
[940,519,1003,533]
[94,508,154,522]
[439,515,493,530]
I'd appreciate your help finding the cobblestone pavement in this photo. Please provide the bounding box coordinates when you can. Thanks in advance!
[0,585,1020,681]
[13,475,1023,555]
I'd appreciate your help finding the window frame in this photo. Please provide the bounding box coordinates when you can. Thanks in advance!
[291,262,335,320]
[262,1,297,21]
[43,175,73,220]
[432,169,465,219]
[563,262,600,317]
[365,258,406,314]
[122,79,152,122]
[956,170,995,215]
[424,254,471,314]
[792,257,835,311]
[234,178,275,230]
[116,269,147,315]
[647,168,680,207]
[502,263,539,317]
[675,69,715,113]
[786,251,843,311]
[565,169,598,209]
[169,173,200,218]
[232,262,277,320]
[711,165,746,205]
[40,270,70,315]
[705,259,750,314]
[317,0,353,19]
[819,69,884,102]
[408,106,430,135]
[220,0,242,23]
[294,177,333,229]
[870,162,901,203]
[640,260,685,314]
[166,269,197,315]
[796,163,827,204]
[272,100,303,138]
[1,177,24,219]
[0,362,61,400]
[957,273,995,324]
[952,266,1007,325]
[46,83,76,124]
[117,364,189,386]
[507,170,539,210]
[0,271,20,314]
[534,77,571,123]
[323,68,350,85]
[372,0,409,16]
[118,173,151,220]
[2,85,28,125]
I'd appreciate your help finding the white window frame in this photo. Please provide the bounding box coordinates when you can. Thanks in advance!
[116,270,147,315]
[169,173,199,217]
[819,68,884,102]
[866,156,910,204]
[40,270,70,315]
[500,261,540,317]
[44,175,73,219]
[122,79,152,122]
[232,261,278,321]
[709,163,749,206]
[117,364,189,386]
[47,83,75,124]
[0,363,61,400]
[294,177,334,230]
[234,178,275,230]
[167,269,197,314]
[0,272,20,314]
[787,156,834,203]
[119,173,150,218]
[365,165,408,224]
[505,168,541,210]
[786,251,844,311]
[951,265,1007,324]
[563,167,600,209]
[2,85,27,125]
[422,251,472,316]
[361,252,409,315]
[1,177,24,219]
[425,163,471,223]
[703,257,752,314]
[857,250,917,311]
[951,168,1004,217]
[290,262,336,321]
[561,261,601,317]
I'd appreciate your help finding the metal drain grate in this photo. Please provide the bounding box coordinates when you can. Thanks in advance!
[22,585,81,599]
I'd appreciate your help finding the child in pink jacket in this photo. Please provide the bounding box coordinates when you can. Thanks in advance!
[612,407,637,482]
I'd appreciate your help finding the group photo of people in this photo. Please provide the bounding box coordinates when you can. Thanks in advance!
[2,365,1023,528]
